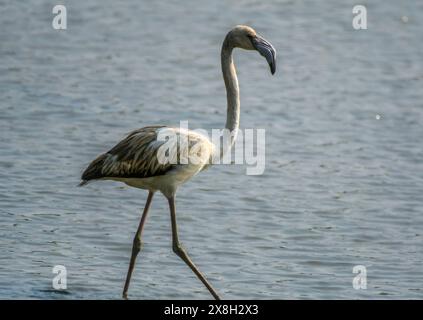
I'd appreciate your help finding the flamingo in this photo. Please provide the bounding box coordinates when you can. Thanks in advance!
[80,25,276,300]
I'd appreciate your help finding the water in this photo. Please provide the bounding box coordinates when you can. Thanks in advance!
[1,0,423,299]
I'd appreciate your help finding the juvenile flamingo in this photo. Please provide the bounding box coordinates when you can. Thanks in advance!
[80,25,276,300]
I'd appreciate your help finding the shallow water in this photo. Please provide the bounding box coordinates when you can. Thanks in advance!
[1,0,423,299]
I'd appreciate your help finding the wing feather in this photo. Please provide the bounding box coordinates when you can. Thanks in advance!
[81,126,174,182]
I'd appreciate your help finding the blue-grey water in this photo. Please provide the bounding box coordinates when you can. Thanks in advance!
[1,0,422,299]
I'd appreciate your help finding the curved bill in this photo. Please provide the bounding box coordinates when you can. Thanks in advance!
[251,35,276,75]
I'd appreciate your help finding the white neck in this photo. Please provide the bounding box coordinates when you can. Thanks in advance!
[221,37,240,151]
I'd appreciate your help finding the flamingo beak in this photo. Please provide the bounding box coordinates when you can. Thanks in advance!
[251,35,276,75]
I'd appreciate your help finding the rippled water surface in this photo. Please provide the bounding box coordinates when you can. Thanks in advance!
[1,0,423,299]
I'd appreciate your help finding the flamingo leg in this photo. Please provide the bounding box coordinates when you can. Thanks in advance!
[167,196,221,300]
[122,191,154,299]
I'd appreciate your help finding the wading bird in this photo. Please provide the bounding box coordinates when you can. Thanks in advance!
[80,25,276,300]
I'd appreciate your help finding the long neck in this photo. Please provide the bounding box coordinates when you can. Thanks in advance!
[221,37,240,144]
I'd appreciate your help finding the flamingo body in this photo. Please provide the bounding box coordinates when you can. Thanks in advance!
[81,126,214,197]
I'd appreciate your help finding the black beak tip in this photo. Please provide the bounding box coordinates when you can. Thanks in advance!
[270,61,276,75]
